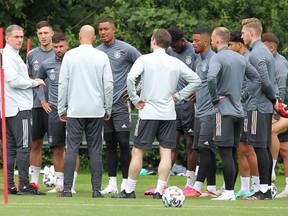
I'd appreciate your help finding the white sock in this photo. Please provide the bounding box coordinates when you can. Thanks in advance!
[284,177,288,191]
[259,184,268,193]
[192,181,203,192]
[221,182,225,190]
[126,177,137,193]
[272,160,277,176]
[207,185,216,192]
[251,176,260,192]
[30,166,41,184]
[121,178,128,191]
[224,190,234,196]
[108,176,117,188]
[72,171,78,190]
[155,179,167,195]
[240,176,250,192]
[185,170,195,188]
[55,172,64,188]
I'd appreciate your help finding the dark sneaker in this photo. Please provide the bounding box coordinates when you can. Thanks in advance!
[58,191,72,197]
[8,186,18,195]
[92,190,104,198]
[153,192,162,199]
[17,185,46,195]
[111,190,136,198]
[242,190,272,200]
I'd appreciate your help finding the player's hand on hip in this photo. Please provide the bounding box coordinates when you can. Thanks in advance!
[104,114,111,121]
[135,99,146,110]
[59,113,67,122]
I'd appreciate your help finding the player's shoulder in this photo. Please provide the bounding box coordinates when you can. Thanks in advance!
[27,47,41,56]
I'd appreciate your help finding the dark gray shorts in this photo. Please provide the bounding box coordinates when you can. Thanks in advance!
[134,119,176,150]
[48,107,66,148]
[247,110,272,148]
[175,101,194,135]
[32,108,48,140]
[214,112,243,148]
[193,115,215,150]
[104,97,131,133]
[279,130,288,143]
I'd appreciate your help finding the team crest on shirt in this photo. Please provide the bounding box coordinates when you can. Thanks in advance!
[114,50,121,59]
[33,60,39,71]
[202,63,208,72]
[49,136,53,144]
[49,69,56,81]
[185,56,192,65]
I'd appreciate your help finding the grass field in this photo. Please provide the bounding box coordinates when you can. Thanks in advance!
[0,171,288,216]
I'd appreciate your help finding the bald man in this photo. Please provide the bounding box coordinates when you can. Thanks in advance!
[58,25,114,198]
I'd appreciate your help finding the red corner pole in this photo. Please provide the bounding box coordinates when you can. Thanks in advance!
[0,27,9,204]
[26,38,30,56]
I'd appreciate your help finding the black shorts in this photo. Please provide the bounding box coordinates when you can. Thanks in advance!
[193,115,215,151]
[279,130,288,143]
[32,108,48,140]
[247,110,272,148]
[134,119,176,150]
[240,117,248,143]
[48,107,66,148]
[175,101,194,135]
[214,112,243,148]
[104,97,131,133]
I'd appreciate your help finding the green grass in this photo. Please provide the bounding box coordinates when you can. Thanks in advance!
[0,171,288,216]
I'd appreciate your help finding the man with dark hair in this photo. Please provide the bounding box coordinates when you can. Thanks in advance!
[241,18,278,200]
[261,33,288,197]
[185,27,218,198]
[97,17,141,195]
[113,28,201,199]
[27,20,54,189]
[36,33,79,193]
[58,25,113,198]
[229,29,260,198]
[3,24,45,195]
[207,27,261,201]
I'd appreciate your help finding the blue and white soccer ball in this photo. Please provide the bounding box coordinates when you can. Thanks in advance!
[271,183,277,198]
[162,186,185,207]
[42,166,56,187]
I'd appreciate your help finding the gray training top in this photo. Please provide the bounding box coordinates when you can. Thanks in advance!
[26,47,55,108]
[167,42,198,91]
[194,48,215,117]
[246,40,276,113]
[36,56,62,109]
[207,47,261,118]
[274,52,288,102]
[97,39,141,104]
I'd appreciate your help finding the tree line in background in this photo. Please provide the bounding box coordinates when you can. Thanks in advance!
[0,0,287,57]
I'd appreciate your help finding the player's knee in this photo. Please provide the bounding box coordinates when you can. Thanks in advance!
[117,131,130,149]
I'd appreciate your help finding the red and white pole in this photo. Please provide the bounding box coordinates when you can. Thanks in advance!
[0,27,9,204]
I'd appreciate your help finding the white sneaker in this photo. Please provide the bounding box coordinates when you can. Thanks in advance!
[212,193,236,201]
[275,190,288,198]
[47,186,63,193]
[100,185,118,194]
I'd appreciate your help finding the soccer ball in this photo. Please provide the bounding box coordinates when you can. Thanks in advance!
[271,183,277,198]
[43,171,56,187]
[42,166,56,187]
[162,186,185,207]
